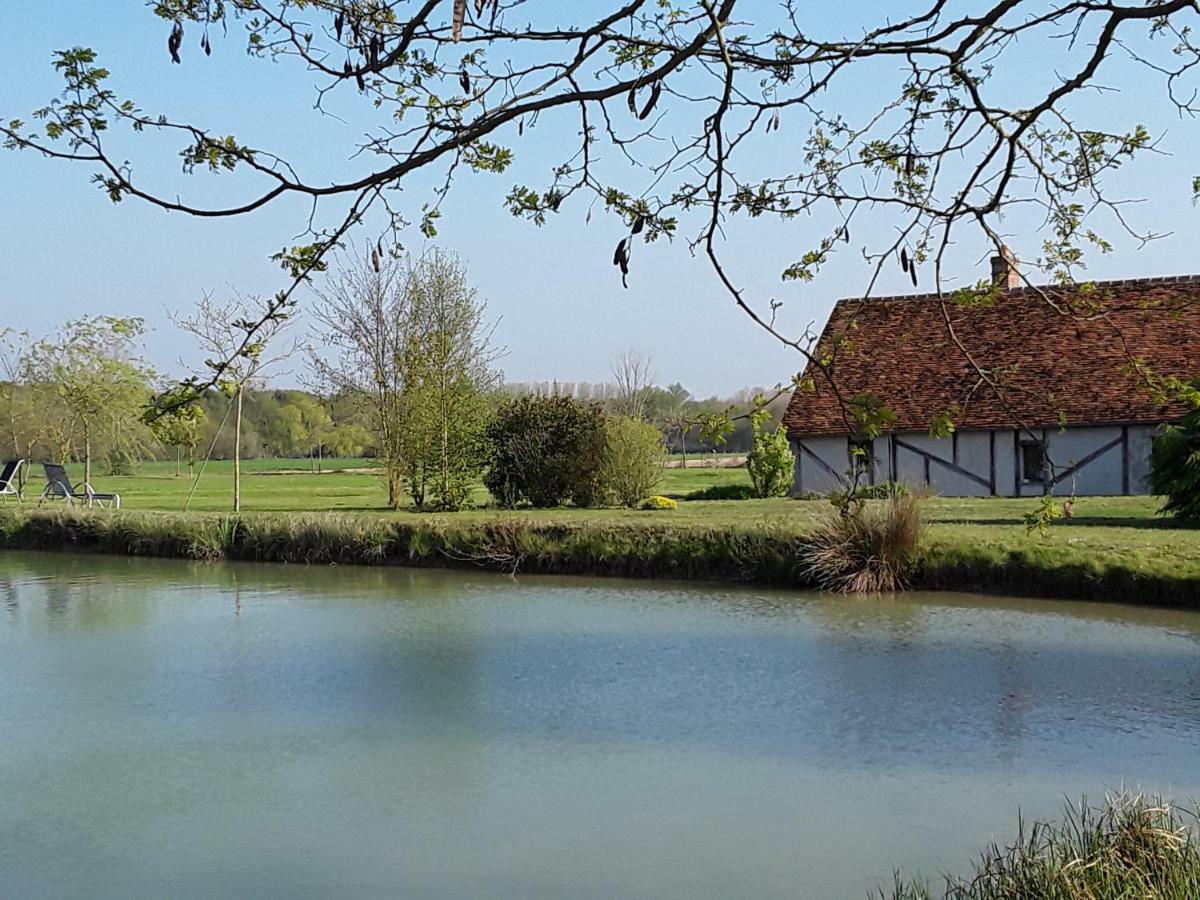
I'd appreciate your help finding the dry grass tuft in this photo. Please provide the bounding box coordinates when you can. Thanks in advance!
[802,494,924,593]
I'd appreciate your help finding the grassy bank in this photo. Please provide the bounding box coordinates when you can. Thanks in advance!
[0,506,814,585]
[7,458,1199,604]
[2,500,1198,606]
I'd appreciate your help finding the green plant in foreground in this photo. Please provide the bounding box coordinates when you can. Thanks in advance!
[745,405,794,498]
[483,394,607,508]
[1149,393,1200,522]
[882,792,1200,899]
[1023,493,1065,537]
[600,415,666,508]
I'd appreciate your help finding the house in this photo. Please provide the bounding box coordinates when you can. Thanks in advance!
[782,254,1200,497]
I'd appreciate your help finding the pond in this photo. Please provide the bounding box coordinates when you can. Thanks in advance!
[1,551,1199,898]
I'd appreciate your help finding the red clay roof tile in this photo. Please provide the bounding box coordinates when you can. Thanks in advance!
[783,277,1200,436]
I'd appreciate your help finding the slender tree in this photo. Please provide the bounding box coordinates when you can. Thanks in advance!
[310,249,414,508]
[312,248,501,510]
[28,317,154,485]
[610,351,657,421]
[172,294,294,511]
[150,403,205,477]
[401,250,502,510]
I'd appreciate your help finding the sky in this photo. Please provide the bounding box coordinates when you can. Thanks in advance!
[3,2,1198,397]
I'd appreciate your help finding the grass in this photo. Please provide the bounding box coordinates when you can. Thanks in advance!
[35,458,750,514]
[882,793,1200,899]
[7,458,1200,604]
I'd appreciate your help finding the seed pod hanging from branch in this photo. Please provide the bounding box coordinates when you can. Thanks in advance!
[639,82,662,120]
[613,237,631,288]
[168,21,184,64]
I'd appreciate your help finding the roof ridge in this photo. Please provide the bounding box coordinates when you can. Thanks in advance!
[834,273,1200,305]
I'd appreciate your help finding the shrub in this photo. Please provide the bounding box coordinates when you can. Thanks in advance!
[599,415,665,508]
[1149,398,1200,522]
[825,481,913,512]
[640,495,677,510]
[746,418,794,498]
[882,792,1200,899]
[856,481,910,500]
[802,493,924,593]
[483,395,607,508]
[684,483,757,501]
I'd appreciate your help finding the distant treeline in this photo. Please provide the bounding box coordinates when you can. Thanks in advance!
[0,380,376,472]
[0,379,788,472]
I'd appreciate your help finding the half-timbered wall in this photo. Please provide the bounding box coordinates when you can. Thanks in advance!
[790,425,1158,497]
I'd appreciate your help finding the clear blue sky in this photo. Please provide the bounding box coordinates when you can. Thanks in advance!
[3,3,1197,396]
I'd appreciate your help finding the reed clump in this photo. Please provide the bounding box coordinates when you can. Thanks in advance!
[802,494,924,593]
[883,792,1200,899]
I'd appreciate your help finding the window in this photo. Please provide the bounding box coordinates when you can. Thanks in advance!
[848,438,875,479]
[1020,441,1046,483]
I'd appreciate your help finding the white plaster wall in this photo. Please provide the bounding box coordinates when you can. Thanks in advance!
[891,432,993,497]
[1043,426,1123,495]
[892,435,927,487]
[994,431,1018,497]
[1127,425,1157,493]
[792,436,848,495]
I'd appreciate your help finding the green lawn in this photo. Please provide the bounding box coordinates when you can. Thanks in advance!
[16,457,1200,592]
[24,458,754,516]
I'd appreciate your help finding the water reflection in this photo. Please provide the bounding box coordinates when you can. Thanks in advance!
[1,551,1199,898]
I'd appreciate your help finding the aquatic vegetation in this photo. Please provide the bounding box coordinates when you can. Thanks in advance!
[883,793,1200,899]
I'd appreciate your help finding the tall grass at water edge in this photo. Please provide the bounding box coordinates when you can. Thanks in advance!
[882,793,1200,900]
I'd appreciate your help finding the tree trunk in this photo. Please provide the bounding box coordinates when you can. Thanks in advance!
[441,413,450,510]
[176,446,182,477]
[234,384,243,512]
[83,425,91,487]
[387,464,403,510]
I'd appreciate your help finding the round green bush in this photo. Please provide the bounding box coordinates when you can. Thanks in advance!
[1149,398,1200,522]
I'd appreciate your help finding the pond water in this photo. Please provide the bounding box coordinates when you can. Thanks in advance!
[1,552,1199,898]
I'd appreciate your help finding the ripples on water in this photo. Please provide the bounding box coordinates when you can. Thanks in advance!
[1,552,1198,898]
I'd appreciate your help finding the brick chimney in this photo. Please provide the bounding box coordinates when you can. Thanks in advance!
[990,245,1021,291]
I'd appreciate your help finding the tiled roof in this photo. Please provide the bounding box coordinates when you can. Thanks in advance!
[783,276,1200,436]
